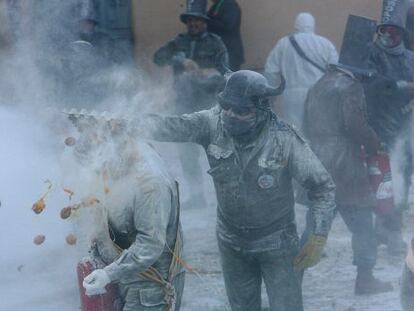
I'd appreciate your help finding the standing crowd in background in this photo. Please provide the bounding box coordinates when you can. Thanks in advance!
[2,0,414,310]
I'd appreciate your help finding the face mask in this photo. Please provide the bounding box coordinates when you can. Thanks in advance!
[377,26,403,48]
[379,35,399,48]
[222,112,257,137]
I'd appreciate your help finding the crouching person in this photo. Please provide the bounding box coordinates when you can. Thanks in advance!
[401,238,414,311]
[66,111,185,311]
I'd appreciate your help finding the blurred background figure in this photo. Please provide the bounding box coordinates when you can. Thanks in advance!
[0,0,31,48]
[153,0,228,208]
[0,0,13,48]
[77,0,113,66]
[78,0,135,66]
[31,0,82,55]
[365,0,414,256]
[301,63,392,295]
[264,12,338,128]
[207,0,244,70]
[154,0,228,113]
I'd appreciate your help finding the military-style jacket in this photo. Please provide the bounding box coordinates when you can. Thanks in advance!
[302,68,380,207]
[100,143,183,284]
[365,42,414,144]
[138,106,335,251]
[153,32,229,75]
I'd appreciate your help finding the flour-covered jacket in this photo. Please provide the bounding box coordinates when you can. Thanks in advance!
[99,142,183,285]
[137,106,335,252]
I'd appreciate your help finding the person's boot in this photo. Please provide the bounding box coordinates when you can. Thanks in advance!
[355,268,393,295]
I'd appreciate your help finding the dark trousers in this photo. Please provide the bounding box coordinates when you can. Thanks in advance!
[302,206,377,270]
[218,239,303,311]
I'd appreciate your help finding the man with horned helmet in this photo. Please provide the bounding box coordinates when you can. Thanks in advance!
[130,70,335,310]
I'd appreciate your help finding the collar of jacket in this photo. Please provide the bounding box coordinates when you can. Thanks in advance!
[210,111,272,165]
[375,40,405,56]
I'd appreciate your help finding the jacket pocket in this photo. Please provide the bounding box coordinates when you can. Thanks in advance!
[139,287,166,307]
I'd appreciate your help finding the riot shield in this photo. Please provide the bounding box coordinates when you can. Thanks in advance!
[339,14,377,70]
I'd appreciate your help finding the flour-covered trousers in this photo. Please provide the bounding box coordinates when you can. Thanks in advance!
[119,272,185,311]
[218,238,303,311]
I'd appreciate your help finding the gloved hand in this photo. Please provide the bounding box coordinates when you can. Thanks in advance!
[294,234,327,271]
[83,269,111,296]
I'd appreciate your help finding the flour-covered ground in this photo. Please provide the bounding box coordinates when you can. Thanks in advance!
[175,148,414,311]
[180,201,414,311]
[0,128,413,311]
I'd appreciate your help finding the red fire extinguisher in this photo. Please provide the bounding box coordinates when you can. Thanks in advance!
[77,257,122,311]
[366,153,395,215]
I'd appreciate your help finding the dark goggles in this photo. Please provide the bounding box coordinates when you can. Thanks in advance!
[377,25,403,37]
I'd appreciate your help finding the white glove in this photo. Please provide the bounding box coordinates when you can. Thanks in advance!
[83,269,111,296]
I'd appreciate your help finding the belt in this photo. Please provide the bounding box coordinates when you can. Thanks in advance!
[218,210,295,240]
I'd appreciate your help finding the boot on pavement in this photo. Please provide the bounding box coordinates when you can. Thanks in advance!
[355,269,393,295]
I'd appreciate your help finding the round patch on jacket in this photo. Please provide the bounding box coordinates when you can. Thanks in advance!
[258,175,275,189]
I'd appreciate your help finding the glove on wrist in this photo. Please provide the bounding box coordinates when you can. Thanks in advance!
[294,234,327,271]
[83,269,111,296]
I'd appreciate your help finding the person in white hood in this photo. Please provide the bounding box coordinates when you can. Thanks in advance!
[265,12,338,128]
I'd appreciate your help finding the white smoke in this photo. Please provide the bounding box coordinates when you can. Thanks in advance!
[0,3,176,310]
[0,104,79,311]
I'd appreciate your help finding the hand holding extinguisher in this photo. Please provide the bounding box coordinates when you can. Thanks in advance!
[83,269,111,296]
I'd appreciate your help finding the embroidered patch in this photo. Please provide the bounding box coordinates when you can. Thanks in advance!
[258,175,275,189]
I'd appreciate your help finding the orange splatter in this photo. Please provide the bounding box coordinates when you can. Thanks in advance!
[31,180,53,214]
[32,198,46,214]
[63,188,74,201]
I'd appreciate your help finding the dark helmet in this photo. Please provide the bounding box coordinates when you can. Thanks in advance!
[180,0,209,24]
[217,70,285,109]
